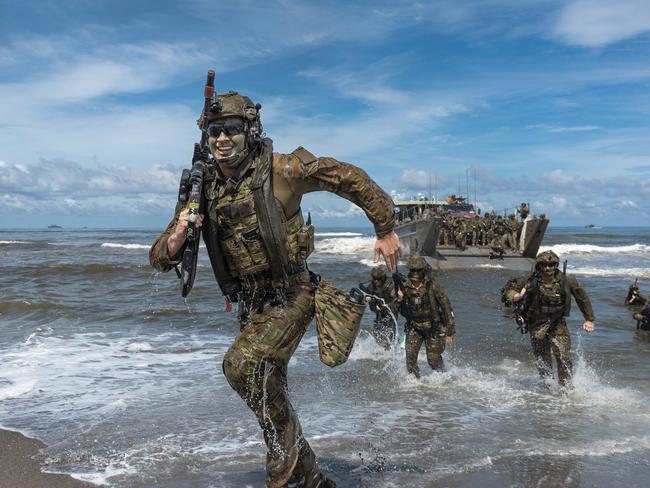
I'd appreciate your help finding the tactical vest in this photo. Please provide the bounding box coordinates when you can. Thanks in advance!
[404,279,440,329]
[200,139,313,299]
[528,275,570,319]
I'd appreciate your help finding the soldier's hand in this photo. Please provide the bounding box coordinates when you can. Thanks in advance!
[445,335,454,346]
[583,321,594,332]
[513,287,526,302]
[374,231,401,272]
[168,208,204,257]
[397,289,404,302]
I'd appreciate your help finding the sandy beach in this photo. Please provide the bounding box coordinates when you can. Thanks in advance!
[0,428,98,488]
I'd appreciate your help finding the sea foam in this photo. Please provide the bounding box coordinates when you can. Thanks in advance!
[540,243,650,255]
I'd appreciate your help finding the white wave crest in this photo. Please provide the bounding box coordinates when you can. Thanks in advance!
[124,342,154,352]
[571,266,650,279]
[315,232,363,237]
[101,243,150,250]
[315,236,375,254]
[0,380,37,400]
[540,243,650,255]
[0,240,29,244]
[359,257,408,268]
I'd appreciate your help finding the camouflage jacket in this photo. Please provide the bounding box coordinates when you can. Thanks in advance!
[150,146,395,275]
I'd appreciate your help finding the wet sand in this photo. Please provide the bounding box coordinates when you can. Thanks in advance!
[0,429,98,488]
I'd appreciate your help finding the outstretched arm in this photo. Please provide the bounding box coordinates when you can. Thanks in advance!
[276,148,399,269]
[569,276,595,332]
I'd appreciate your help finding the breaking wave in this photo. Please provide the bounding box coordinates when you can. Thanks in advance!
[315,232,364,237]
[570,266,650,279]
[315,236,375,255]
[540,243,650,255]
[0,240,30,245]
[101,243,150,250]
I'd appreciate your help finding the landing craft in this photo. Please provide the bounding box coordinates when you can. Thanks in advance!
[394,195,548,271]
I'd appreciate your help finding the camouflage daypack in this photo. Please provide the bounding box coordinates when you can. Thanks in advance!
[314,279,365,367]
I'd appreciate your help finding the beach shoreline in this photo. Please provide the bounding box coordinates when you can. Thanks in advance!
[0,428,99,488]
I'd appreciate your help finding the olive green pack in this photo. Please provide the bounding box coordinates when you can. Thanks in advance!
[314,279,365,367]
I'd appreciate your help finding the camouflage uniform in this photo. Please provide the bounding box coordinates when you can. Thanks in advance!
[398,256,455,378]
[150,92,395,488]
[520,251,595,386]
[365,266,398,349]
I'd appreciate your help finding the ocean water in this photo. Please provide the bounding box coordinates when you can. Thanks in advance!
[1,226,649,487]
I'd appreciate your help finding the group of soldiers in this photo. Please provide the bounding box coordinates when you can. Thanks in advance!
[439,210,525,252]
[363,248,595,387]
[625,281,650,330]
[148,77,604,487]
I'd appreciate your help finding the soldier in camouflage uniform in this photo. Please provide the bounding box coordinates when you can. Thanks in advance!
[364,265,399,349]
[396,255,455,378]
[625,282,647,308]
[511,250,595,387]
[149,91,400,488]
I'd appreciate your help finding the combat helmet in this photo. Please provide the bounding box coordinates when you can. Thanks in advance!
[371,266,387,280]
[535,250,560,268]
[198,91,264,166]
[407,254,428,271]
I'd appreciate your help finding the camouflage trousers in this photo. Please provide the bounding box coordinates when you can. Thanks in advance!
[529,320,572,386]
[405,324,446,378]
[222,271,332,488]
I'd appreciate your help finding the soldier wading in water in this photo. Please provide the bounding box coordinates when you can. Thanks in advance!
[510,250,595,387]
[396,255,455,377]
[150,88,400,487]
[363,265,399,349]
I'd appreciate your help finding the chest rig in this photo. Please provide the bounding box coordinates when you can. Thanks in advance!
[528,274,570,319]
[200,139,313,301]
[405,279,440,326]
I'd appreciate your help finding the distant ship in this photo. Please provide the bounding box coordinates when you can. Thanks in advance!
[394,195,548,271]
[47,224,62,229]
[585,224,596,228]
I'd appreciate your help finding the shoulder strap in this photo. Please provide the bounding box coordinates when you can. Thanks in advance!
[250,139,290,288]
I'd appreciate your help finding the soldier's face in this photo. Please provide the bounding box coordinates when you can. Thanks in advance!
[207,117,247,162]
[409,269,425,281]
[542,263,557,277]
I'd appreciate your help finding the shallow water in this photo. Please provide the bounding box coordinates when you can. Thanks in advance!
[1,226,649,487]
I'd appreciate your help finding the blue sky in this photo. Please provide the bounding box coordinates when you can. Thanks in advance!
[1,0,650,228]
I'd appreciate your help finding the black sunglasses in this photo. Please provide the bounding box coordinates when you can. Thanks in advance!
[207,120,245,137]
[543,263,557,268]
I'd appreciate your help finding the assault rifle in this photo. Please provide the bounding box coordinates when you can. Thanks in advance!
[625,278,640,304]
[178,70,215,297]
[392,270,410,321]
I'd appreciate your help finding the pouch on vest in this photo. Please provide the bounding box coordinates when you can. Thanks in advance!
[409,319,435,332]
[297,212,315,260]
[314,279,365,367]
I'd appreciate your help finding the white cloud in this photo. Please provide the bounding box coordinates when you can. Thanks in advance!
[553,0,650,47]
[527,124,601,133]
[616,199,638,209]
[313,203,364,219]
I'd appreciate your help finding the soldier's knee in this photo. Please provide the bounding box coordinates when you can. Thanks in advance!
[223,348,250,389]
